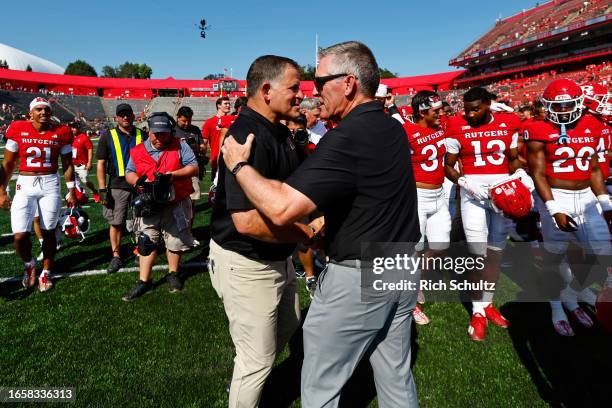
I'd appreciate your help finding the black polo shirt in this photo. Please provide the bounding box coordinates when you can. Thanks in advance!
[211,106,301,261]
[175,124,203,149]
[97,126,146,190]
[286,101,421,261]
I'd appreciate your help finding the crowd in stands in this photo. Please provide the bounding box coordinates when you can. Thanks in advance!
[457,0,611,59]
[436,61,611,113]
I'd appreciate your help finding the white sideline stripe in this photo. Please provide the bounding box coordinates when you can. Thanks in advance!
[0,250,15,255]
[0,261,208,283]
[1,233,12,237]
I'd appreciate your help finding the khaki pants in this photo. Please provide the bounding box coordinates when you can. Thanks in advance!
[208,239,300,408]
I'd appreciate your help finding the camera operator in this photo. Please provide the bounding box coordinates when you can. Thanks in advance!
[122,112,199,301]
[286,114,311,158]
[175,106,207,203]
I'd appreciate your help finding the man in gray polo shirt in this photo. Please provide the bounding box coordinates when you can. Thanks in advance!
[122,112,198,301]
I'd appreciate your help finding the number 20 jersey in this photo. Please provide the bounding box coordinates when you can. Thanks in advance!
[523,114,604,181]
[5,121,72,172]
[445,113,521,175]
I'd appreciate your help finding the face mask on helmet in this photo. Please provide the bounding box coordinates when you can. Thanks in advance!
[581,83,612,116]
[542,79,584,125]
[542,98,583,125]
[59,208,89,241]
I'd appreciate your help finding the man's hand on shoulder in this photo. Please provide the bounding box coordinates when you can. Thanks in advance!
[222,133,255,172]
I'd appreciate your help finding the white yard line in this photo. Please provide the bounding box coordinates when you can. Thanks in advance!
[0,250,15,255]
[0,260,207,283]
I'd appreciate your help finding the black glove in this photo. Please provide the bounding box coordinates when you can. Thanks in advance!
[100,189,113,209]
[99,189,108,206]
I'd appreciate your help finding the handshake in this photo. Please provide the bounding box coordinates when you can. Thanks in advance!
[299,216,325,248]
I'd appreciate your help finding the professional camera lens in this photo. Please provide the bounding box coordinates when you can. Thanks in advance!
[292,128,309,145]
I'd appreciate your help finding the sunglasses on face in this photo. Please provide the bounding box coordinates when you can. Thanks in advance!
[313,73,348,91]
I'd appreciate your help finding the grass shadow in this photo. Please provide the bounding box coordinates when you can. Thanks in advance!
[503,301,611,407]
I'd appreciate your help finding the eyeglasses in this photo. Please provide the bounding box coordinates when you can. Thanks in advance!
[313,73,349,91]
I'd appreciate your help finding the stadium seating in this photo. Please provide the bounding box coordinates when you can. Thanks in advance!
[0,90,75,123]
[54,95,106,121]
[454,0,611,61]
[179,97,220,123]
[144,97,182,118]
[100,99,148,119]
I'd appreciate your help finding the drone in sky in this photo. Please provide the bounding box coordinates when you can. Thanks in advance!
[198,19,211,39]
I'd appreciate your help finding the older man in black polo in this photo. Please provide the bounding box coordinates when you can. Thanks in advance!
[209,55,315,408]
[222,41,421,407]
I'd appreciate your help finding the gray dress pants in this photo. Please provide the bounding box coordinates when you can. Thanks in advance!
[301,261,419,408]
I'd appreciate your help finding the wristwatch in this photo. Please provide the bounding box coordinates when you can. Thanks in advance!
[231,161,249,176]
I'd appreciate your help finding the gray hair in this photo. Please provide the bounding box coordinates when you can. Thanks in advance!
[300,98,321,111]
[318,41,380,98]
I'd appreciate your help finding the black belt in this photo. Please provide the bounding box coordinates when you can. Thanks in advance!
[329,259,371,268]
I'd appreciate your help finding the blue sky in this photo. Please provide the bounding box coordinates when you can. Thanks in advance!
[1,0,542,79]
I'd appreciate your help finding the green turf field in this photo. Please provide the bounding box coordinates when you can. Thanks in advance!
[0,140,610,407]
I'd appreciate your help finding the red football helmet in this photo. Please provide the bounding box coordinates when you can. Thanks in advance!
[541,79,584,125]
[489,176,533,219]
[581,82,612,116]
[59,208,90,241]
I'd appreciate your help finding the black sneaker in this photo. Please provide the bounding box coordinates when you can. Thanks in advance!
[107,257,123,274]
[122,280,152,301]
[167,272,183,293]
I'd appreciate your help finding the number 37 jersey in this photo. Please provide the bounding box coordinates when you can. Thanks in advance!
[5,121,73,173]
[402,122,446,184]
[523,115,604,181]
[445,113,521,175]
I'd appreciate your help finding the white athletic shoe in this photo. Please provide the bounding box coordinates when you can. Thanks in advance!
[413,304,430,325]
[38,270,53,292]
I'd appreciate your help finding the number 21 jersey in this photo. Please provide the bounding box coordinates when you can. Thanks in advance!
[5,121,72,172]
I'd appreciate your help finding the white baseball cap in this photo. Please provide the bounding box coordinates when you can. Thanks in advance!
[29,97,51,111]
